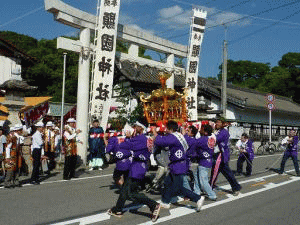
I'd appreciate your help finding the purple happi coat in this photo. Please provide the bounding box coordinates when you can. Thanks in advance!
[215,128,230,163]
[128,134,150,180]
[155,132,188,175]
[194,135,215,168]
[238,140,255,161]
[284,136,299,157]
[105,136,131,171]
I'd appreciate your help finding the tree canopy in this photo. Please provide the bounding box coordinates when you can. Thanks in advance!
[217,54,300,104]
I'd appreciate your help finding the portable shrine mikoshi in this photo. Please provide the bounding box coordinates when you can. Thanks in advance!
[139,72,188,125]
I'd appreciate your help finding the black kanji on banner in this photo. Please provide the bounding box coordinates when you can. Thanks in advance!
[187,77,196,90]
[101,34,114,52]
[103,12,116,29]
[104,0,111,6]
[98,56,112,77]
[194,33,201,41]
[187,97,196,109]
[189,61,198,73]
[111,0,118,6]
[96,83,110,101]
[191,45,200,57]
[104,0,118,6]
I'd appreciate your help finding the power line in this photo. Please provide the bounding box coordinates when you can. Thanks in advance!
[229,7,300,45]
[0,6,43,29]
[165,0,300,41]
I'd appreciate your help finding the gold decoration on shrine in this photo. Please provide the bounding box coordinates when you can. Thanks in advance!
[140,71,188,125]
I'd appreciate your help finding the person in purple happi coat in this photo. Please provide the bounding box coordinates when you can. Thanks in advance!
[192,124,217,200]
[210,117,242,195]
[104,133,132,187]
[235,133,255,177]
[153,120,205,212]
[278,129,300,176]
[108,122,161,222]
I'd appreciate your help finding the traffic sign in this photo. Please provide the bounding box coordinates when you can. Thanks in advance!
[266,94,275,103]
[267,103,275,111]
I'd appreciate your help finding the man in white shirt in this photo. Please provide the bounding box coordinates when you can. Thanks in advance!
[30,122,44,185]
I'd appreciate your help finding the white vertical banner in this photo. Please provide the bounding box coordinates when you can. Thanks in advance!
[185,8,207,121]
[90,0,121,129]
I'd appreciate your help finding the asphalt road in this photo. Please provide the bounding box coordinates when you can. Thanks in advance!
[1,152,300,225]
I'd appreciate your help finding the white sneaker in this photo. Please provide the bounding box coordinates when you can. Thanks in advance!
[88,168,93,171]
[98,168,103,171]
[196,196,205,212]
[160,202,171,209]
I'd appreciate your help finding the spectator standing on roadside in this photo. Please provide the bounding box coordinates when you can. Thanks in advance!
[88,119,105,171]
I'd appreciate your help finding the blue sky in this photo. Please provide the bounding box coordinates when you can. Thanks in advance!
[2,0,300,78]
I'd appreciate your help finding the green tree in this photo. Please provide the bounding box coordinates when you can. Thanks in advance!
[257,66,293,97]
[218,60,271,89]
[0,31,38,53]
[277,53,300,103]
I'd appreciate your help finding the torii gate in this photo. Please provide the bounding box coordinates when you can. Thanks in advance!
[44,0,188,165]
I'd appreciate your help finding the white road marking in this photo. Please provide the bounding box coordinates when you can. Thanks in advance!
[139,177,300,225]
[50,169,298,225]
[51,212,110,225]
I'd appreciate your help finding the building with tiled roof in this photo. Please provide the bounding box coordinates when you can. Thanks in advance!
[113,59,300,140]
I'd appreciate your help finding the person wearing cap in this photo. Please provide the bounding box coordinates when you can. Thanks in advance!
[4,125,24,188]
[44,121,56,173]
[210,117,242,195]
[63,118,81,180]
[88,119,105,171]
[153,120,205,212]
[30,122,45,185]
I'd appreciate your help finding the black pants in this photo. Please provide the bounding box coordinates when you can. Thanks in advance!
[210,153,241,192]
[63,155,77,179]
[237,153,253,175]
[280,154,300,174]
[45,151,56,171]
[31,148,41,182]
[162,173,200,203]
[112,177,157,213]
[113,169,129,183]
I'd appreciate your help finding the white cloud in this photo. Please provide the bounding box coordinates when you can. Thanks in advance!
[156,5,252,31]
[126,24,156,35]
[157,5,192,30]
[119,13,134,24]
[208,12,251,27]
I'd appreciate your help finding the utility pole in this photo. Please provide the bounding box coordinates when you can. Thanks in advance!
[221,25,228,118]
[60,52,67,162]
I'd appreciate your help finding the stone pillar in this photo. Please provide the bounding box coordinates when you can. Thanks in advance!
[76,28,91,165]
[3,101,25,127]
[166,53,175,89]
